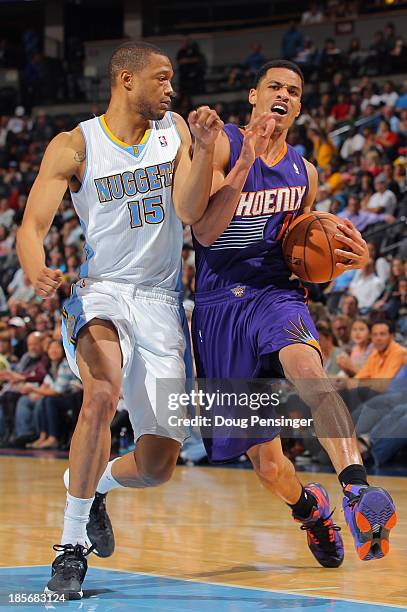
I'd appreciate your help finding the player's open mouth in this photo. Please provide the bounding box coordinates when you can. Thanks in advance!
[271,103,288,116]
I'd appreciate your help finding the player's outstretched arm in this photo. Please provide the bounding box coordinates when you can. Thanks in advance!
[172,108,223,225]
[193,112,275,246]
[16,130,84,297]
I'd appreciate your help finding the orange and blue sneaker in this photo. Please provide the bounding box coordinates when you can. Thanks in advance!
[343,485,397,561]
[293,483,344,568]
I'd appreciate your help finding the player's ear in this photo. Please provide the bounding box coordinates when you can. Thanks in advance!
[295,101,302,117]
[120,70,133,91]
[248,88,257,107]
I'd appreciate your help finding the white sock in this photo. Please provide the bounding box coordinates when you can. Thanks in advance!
[63,457,124,495]
[60,492,94,549]
[96,457,124,494]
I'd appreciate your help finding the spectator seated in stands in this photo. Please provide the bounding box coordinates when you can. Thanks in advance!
[332,314,352,351]
[316,321,344,377]
[373,257,404,314]
[243,43,267,76]
[375,120,399,160]
[301,2,324,24]
[19,340,81,449]
[324,271,357,314]
[340,126,365,159]
[337,194,394,233]
[395,80,407,110]
[354,359,407,466]
[349,320,406,393]
[336,318,373,377]
[349,258,385,314]
[339,294,359,321]
[0,331,47,445]
[281,22,304,61]
[176,38,207,95]
[384,276,407,335]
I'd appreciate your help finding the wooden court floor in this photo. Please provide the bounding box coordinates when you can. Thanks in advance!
[1,456,406,607]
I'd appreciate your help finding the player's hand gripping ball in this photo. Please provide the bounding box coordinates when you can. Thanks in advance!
[282,212,368,283]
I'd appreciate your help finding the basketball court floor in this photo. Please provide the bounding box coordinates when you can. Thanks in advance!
[1,456,406,611]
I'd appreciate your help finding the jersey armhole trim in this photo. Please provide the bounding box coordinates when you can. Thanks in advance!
[169,112,182,149]
[74,123,89,194]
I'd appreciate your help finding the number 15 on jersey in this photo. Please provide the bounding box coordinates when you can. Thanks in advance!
[127,195,164,228]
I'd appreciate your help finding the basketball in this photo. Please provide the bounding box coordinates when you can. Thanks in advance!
[282,212,345,283]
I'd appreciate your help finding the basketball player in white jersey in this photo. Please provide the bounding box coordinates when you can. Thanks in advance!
[16,41,223,599]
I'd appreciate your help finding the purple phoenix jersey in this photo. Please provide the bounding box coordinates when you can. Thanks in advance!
[192,124,321,463]
[193,123,309,292]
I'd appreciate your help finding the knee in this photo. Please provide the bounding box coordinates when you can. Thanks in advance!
[138,454,177,487]
[80,382,120,427]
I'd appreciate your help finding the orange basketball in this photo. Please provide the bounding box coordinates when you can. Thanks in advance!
[282,212,345,283]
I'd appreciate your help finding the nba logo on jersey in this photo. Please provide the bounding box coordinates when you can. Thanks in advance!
[159,135,168,147]
[293,162,300,175]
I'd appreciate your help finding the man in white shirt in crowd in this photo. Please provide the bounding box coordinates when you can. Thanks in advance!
[349,259,385,313]
[340,127,365,159]
[367,177,397,215]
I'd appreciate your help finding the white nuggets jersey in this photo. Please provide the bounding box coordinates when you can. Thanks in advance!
[70,113,183,289]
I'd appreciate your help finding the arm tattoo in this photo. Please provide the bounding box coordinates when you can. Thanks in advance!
[74,151,86,163]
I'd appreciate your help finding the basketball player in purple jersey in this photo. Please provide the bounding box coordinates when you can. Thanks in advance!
[192,60,396,565]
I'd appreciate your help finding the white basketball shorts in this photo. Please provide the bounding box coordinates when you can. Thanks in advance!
[61,278,187,444]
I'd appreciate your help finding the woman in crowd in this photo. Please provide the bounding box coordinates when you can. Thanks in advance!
[336,318,373,377]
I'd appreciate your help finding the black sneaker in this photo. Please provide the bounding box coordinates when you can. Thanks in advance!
[45,543,94,600]
[86,492,115,557]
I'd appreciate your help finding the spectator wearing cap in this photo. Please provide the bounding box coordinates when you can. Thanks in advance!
[366,177,397,215]
[8,316,27,359]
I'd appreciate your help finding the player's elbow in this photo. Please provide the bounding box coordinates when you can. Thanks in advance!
[178,211,202,226]
[192,225,217,247]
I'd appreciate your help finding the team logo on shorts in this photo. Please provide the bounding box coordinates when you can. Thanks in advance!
[62,308,77,345]
[285,315,321,353]
[231,286,246,298]
[159,136,168,147]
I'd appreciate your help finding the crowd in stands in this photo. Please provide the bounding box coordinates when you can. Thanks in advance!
[177,19,407,96]
[0,17,406,467]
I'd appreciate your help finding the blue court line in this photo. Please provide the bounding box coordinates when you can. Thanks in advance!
[0,566,404,611]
